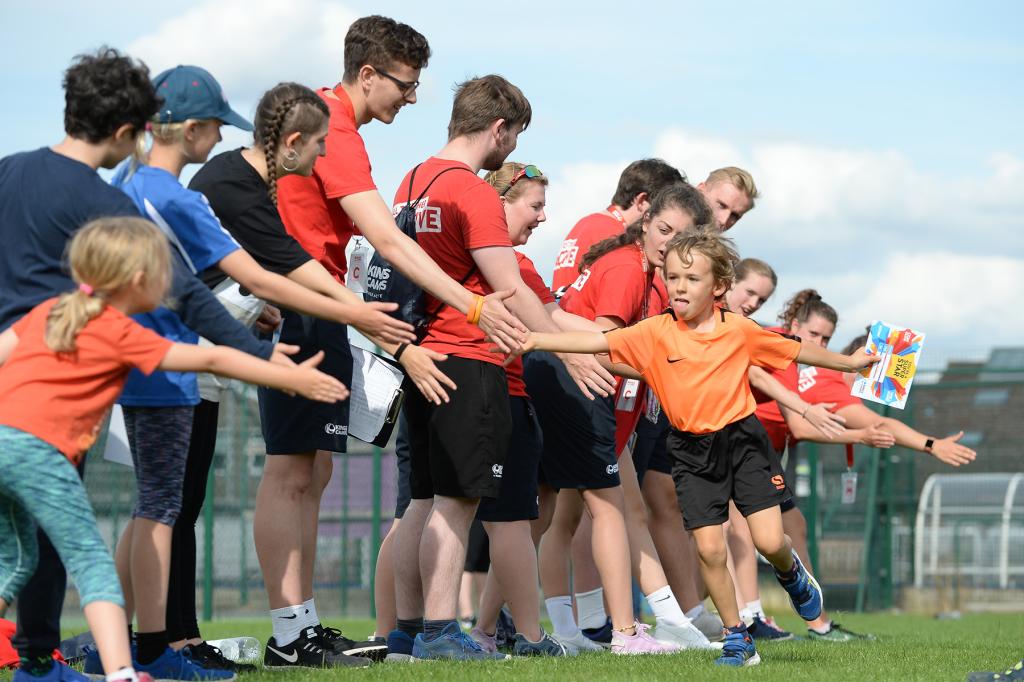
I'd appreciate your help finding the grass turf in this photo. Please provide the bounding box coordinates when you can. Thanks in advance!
[13,612,1017,681]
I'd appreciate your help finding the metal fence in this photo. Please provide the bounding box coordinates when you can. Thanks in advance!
[67,360,1024,620]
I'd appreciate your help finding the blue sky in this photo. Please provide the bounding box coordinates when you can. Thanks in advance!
[2,0,1022,366]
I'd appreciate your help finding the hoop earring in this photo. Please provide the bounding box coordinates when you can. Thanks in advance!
[281,147,300,172]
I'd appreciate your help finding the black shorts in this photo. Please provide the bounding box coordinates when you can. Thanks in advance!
[393,415,412,519]
[258,310,351,455]
[404,356,512,499]
[524,351,620,491]
[632,410,672,485]
[464,519,490,573]
[668,414,788,531]
[766,443,797,513]
[476,396,542,522]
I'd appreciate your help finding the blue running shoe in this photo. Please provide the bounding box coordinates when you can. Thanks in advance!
[135,646,236,681]
[384,630,417,663]
[747,615,795,641]
[412,622,508,661]
[14,661,91,682]
[714,630,760,667]
[82,645,102,676]
[775,550,823,621]
[581,617,613,648]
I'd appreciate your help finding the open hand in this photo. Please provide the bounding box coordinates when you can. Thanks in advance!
[292,351,349,403]
[353,301,417,345]
[255,304,283,334]
[477,289,528,354]
[861,422,896,449]
[559,352,617,400]
[848,348,881,373]
[270,343,298,367]
[803,402,846,439]
[399,345,456,405]
[930,431,977,467]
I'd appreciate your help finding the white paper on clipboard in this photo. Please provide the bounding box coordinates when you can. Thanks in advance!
[103,404,134,467]
[347,347,405,443]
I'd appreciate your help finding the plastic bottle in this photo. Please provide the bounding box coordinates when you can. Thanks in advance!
[205,637,261,663]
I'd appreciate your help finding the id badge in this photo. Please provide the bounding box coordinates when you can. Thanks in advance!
[615,378,640,412]
[644,386,661,423]
[347,240,368,294]
[841,471,858,504]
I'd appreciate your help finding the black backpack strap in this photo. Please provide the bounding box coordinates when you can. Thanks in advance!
[408,165,477,210]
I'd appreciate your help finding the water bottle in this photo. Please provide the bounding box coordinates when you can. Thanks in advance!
[205,637,261,663]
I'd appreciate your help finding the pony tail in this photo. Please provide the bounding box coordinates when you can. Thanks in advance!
[44,290,107,352]
[778,288,837,328]
[580,219,645,272]
[262,98,298,206]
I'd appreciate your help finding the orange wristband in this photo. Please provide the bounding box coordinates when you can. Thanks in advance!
[467,295,484,325]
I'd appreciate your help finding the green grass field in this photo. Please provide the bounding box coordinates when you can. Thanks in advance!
[19,612,1016,682]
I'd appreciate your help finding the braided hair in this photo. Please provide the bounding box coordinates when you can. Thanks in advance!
[252,83,329,205]
[580,181,713,272]
[778,289,838,329]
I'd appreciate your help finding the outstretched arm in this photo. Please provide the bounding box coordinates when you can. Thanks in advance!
[159,343,348,403]
[748,366,845,439]
[524,330,611,356]
[796,342,878,373]
[836,402,977,467]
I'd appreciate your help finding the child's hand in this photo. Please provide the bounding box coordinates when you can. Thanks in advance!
[477,289,528,354]
[860,422,896,448]
[802,402,845,439]
[353,301,417,345]
[399,345,456,405]
[490,332,536,367]
[271,343,298,367]
[292,351,349,403]
[847,348,881,372]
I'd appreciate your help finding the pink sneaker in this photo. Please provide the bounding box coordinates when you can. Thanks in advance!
[611,622,681,655]
[469,627,498,654]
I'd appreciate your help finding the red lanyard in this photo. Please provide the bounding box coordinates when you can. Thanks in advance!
[845,443,855,470]
[606,204,628,227]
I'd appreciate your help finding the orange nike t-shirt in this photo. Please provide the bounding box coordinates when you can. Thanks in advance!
[606,311,801,434]
[0,299,172,461]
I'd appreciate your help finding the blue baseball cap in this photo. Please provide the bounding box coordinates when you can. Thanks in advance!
[152,65,253,131]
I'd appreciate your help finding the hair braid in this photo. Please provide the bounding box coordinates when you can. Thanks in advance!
[252,83,330,205]
[260,97,300,206]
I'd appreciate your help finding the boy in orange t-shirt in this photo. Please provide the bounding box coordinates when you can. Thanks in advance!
[516,227,878,668]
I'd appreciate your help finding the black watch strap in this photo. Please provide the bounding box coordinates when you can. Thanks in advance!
[924,438,935,451]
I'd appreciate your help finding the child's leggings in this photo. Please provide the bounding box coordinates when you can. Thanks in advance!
[0,425,123,607]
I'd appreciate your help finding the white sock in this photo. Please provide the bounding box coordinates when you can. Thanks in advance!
[685,603,706,620]
[739,606,755,624]
[271,604,307,646]
[574,587,607,631]
[302,598,319,628]
[545,595,580,637]
[105,667,138,682]
[746,599,764,619]
[646,585,691,627]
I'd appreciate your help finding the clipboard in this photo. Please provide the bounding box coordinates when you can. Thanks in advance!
[348,346,406,447]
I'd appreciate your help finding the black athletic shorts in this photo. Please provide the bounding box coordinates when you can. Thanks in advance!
[393,415,412,519]
[632,410,672,485]
[766,443,797,513]
[464,519,490,573]
[668,413,788,530]
[476,396,542,522]
[404,356,512,499]
[524,351,620,491]
[258,310,351,455]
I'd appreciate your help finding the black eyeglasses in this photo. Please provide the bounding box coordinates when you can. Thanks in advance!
[375,67,419,98]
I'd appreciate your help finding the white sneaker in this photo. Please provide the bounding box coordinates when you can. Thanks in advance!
[652,621,717,650]
[550,631,606,654]
[692,609,725,642]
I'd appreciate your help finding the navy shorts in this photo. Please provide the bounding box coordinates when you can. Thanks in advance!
[404,356,512,500]
[669,414,789,531]
[393,415,412,519]
[476,396,542,522]
[632,410,672,485]
[258,310,352,455]
[524,351,620,491]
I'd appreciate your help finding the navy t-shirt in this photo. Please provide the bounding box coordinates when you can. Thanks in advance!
[0,148,138,330]
[112,162,241,407]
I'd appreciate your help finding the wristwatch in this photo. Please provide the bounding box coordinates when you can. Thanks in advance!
[924,438,935,452]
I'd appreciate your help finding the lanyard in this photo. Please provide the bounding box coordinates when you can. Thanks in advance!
[606,204,628,227]
[845,443,855,470]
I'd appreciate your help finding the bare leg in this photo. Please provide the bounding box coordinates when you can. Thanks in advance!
[726,502,760,609]
[642,472,702,610]
[482,521,542,641]
[85,601,132,674]
[300,451,333,604]
[691,524,740,627]
[538,490,583,601]
[581,487,634,631]
[571,514,601,595]
[531,483,556,546]
[253,453,314,609]
[619,453,670,593]
[420,495,480,620]
[130,519,173,633]
[373,519,399,636]
[475,568,503,634]
[458,572,475,621]
[743,507,794,570]
[393,499,431,620]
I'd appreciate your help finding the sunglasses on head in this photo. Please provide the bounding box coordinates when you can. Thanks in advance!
[500,165,544,197]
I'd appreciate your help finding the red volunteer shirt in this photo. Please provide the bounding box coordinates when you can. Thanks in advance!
[799,366,861,409]
[507,252,555,398]
[277,87,376,282]
[550,211,625,293]
[392,157,512,365]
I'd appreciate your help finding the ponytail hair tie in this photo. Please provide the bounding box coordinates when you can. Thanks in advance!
[78,283,94,296]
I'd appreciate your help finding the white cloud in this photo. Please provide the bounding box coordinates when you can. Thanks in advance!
[127,0,355,102]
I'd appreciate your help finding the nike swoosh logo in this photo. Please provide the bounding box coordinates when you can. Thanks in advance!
[667,358,684,363]
[267,646,298,663]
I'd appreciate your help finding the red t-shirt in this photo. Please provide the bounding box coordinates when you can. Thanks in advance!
[507,252,555,399]
[560,243,654,454]
[277,87,376,282]
[799,366,861,409]
[550,212,624,293]
[392,157,512,365]
[751,325,797,451]
[0,300,172,461]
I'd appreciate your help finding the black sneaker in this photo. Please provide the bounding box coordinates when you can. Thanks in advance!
[264,628,370,669]
[748,615,795,641]
[581,617,613,647]
[314,625,387,662]
[184,642,258,673]
[495,608,517,651]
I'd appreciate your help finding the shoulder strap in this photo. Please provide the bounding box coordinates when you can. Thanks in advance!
[407,165,476,209]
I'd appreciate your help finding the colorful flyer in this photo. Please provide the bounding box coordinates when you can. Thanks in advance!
[850,320,925,410]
